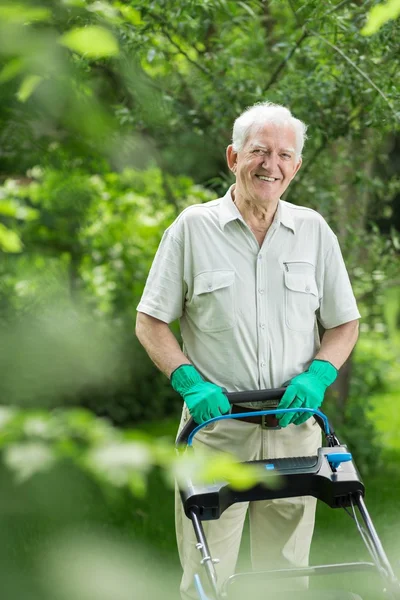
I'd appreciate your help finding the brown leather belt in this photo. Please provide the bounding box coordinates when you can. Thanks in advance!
[231,404,279,428]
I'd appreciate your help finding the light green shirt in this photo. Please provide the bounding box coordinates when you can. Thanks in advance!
[137,187,360,394]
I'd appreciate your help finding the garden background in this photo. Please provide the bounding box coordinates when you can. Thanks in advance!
[0,1,399,599]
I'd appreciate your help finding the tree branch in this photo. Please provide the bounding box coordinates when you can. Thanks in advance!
[259,0,277,43]
[288,0,355,28]
[265,0,358,95]
[321,0,354,18]
[159,27,212,77]
[147,11,212,79]
[287,0,301,26]
[294,104,365,182]
[308,29,399,122]
[263,29,309,92]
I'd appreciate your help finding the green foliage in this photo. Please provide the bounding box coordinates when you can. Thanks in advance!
[0,0,399,176]
[326,326,400,475]
[0,222,22,252]
[17,74,44,102]
[0,405,269,498]
[362,0,400,35]
[0,405,183,598]
[0,409,397,600]
[0,305,128,408]
[0,405,168,492]
[352,334,398,397]
[0,167,214,423]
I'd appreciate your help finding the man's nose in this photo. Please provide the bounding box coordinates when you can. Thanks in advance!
[261,152,278,170]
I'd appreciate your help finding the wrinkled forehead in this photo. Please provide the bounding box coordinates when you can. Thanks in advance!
[244,121,297,151]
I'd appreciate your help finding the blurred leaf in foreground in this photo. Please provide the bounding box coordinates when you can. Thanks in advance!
[362,0,400,35]
[0,223,23,252]
[0,2,51,24]
[16,74,43,102]
[59,25,119,58]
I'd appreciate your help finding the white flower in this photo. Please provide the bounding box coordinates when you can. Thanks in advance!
[5,442,55,482]
[23,417,54,438]
[0,407,17,430]
[87,442,152,485]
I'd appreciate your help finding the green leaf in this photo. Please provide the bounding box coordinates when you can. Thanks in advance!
[0,57,24,84]
[362,0,400,35]
[59,25,119,58]
[0,223,23,252]
[114,3,142,26]
[0,199,38,221]
[237,1,257,17]
[61,0,85,6]
[87,1,120,21]
[16,74,43,102]
[0,199,18,217]
[128,472,147,497]
[0,3,51,23]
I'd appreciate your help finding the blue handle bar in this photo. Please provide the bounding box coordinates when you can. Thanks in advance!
[187,408,330,447]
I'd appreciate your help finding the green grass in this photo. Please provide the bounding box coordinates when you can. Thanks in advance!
[313,470,400,598]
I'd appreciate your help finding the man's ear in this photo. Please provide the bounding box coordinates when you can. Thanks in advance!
[226,145,238,173]
[291,157,302,180]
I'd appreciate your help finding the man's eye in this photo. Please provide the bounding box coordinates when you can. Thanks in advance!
[281,153,291,159]
[253,149,264,155]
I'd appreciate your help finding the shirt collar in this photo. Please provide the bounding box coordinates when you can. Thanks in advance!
[219,186,243,230]
[276,200,296,234]
[219,187,296,234]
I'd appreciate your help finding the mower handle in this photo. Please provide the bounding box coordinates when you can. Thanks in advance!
[176,387,286,446]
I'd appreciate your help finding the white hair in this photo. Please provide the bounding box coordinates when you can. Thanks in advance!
[232,102,308,159]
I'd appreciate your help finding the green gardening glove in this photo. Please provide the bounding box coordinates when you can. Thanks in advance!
[277,359,338,428]
[170,364,230,425]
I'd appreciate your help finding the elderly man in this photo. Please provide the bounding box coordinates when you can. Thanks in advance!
[136,102,360,599]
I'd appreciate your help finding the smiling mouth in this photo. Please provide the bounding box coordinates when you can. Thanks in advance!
[256,175,279,182]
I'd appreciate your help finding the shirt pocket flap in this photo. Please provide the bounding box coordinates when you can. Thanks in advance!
[284,272,318,297]
[194,270,235,295]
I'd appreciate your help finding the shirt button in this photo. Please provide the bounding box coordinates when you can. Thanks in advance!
[258,254,262,260]
[258,289,264,294]
[261,362,266,367]
[305,285,310,292]
[260,324,265,329]
[208,284,212,290]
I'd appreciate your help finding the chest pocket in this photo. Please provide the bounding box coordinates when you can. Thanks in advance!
[191,270,236,333]
[284,263,319,333]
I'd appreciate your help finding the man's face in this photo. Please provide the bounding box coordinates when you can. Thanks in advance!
[227,122,302,205]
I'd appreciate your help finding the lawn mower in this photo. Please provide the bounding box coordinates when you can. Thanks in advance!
[176,388,400,600]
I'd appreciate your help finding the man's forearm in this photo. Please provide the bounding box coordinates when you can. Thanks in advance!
[315,319,359,370]
[135,312,191,378]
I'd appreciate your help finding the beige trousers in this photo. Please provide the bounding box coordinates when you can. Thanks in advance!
[175,407,322,599]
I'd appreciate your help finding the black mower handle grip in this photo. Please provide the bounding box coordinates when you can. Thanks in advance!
[176,387,287,446]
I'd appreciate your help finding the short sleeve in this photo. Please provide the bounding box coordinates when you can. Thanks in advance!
[136,228,186,324]
[318,237,361,329]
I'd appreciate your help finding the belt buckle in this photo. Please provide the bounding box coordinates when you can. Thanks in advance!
[261,414,281,430]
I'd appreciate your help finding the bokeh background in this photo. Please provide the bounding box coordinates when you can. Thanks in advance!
[0,1,399,598]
